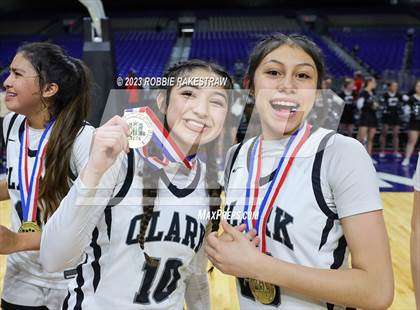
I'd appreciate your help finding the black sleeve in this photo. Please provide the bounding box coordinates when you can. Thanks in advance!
[223,143,243,192]
[4,113,19,150]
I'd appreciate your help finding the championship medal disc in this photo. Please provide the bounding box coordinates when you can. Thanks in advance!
[249,278,276,305]
[18,221,41,233]
[124,112,153,148]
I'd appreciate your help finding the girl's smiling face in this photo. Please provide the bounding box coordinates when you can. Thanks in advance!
[162,68,229,155]
[252,44,318,139]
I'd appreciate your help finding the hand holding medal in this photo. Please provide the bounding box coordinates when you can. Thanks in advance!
[82,116,130,188]
[123,107,195,171]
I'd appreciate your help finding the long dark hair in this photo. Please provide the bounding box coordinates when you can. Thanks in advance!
[18,42,92,221]
[138,60,233,264]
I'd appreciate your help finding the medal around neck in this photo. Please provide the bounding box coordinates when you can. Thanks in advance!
[124,111,153,148]
[18,118,55,234]
[18,221,41,233]
[243,122,311,306]
[248,278,276,305]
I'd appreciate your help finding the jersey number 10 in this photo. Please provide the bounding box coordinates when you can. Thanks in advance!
[134,258,183,304]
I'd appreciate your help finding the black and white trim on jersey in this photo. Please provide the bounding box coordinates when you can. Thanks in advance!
[63,155,210,309]
[312,132,355,310]
[312,131,338,251]
[224,128,382,309]
[159,161,202,198]
[2,112,94,291]
[65,149,135,309]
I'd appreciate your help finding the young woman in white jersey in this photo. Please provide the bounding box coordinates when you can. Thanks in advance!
[35,60,234,309]
[205,34,394,309]
[0,42,94,309]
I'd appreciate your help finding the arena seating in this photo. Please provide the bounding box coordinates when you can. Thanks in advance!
[114,31,176,78]
[0,35,46,69]
[207,16,299,32]
[305,32,354,77]
[412,29,420,76]
[330,28,406,74]
[190,31,354,78]
[189,31,263,76]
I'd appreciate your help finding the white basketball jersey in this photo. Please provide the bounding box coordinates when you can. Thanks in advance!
[224,128,382,309]
[63,153,210,309]
[2,112,93,289]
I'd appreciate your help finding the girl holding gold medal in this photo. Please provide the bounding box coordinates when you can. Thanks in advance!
[206,34,394,309]
[38,60,234,309]
[0,43,94,309]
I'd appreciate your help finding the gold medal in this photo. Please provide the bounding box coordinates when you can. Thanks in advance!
[248,278,276,305]
[18,222,41,233]
[124,112,153,148]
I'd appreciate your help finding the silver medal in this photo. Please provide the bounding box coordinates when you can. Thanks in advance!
[124,111,153,148]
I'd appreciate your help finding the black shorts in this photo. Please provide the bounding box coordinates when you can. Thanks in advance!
[340,108,354,125]
[382,113,401,126]
[409,117,420,131]
[359,112,378,128]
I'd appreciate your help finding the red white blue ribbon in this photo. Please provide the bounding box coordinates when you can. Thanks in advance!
[18,118,55,223]
[243,121,311,253]
[125,107,196,171]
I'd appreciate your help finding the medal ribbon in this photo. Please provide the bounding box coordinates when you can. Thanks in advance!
[243,121,311,253]
[125,107,196,171]
[18,118,55,223]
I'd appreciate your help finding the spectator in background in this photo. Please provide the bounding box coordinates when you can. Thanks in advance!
[379,81,407,159]
[322,76,333,91]
[353,70,364,93]
[338,78,357,137]
[357,76,379,163]
[402,80,420,166]
[233,59,245,83]
[412,156,420,309]
[126,69,141,106]
[317,77,343,130]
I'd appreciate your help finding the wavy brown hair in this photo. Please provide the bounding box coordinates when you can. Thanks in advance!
[18,42,92,222]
